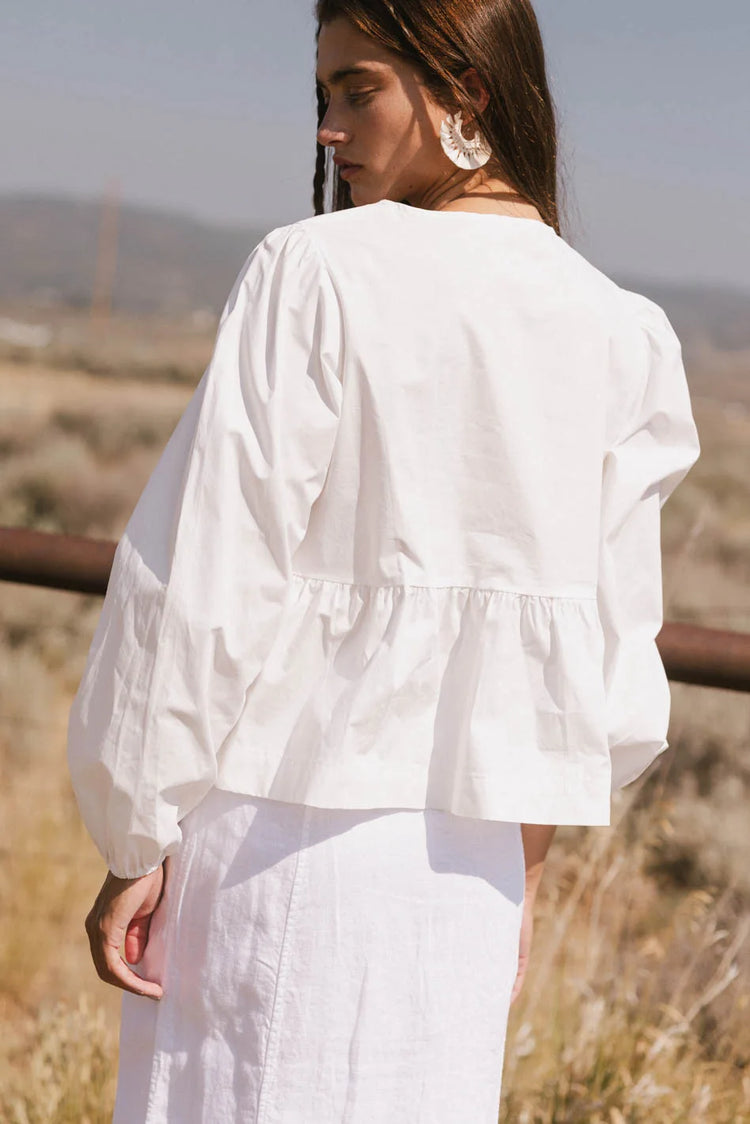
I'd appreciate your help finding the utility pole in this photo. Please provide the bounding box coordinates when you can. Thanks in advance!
[90,178,121,324]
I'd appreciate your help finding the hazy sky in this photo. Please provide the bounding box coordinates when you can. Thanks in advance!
[2,1,748,290]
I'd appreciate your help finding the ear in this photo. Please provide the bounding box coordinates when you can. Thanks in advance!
[459,67,491,119]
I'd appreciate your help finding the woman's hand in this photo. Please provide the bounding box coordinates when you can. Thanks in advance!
[510,823,556,1005]
[85,865,165,999]
[510,887,535,1004]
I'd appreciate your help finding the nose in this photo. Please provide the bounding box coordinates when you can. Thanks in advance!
[317,107,348,148]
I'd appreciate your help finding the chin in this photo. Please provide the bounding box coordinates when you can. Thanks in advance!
[349,186,380,207]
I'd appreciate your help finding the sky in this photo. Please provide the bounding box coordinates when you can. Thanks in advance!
[2,0,748,290]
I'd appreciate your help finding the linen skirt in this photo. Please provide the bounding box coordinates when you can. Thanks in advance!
[113,788,525,1123]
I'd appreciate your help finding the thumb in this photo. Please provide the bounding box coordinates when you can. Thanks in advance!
[123,866,165,965]
[124,914,153,965]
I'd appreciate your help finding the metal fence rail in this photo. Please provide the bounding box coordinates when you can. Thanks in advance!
[2,525,749,693]
[0,526,116,596]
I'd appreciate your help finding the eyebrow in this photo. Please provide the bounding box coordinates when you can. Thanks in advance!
[315,64,381,88]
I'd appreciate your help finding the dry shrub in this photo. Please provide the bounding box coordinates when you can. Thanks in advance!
[50,405,177,462]
[1,354,749,1120]
[0,435,157,537]
[499,803,750,1124]
[0,410,48,459]
[0,585,102,685]
[0,996,117,1124]
[1,436,96,529]
[0,646,58,768]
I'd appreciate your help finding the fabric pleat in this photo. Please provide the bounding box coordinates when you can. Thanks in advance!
[113,789,525,1124]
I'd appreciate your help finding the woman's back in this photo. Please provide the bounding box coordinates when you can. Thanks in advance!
[296,197,618,592]
[67,196,700,880]
[213,198,697,825]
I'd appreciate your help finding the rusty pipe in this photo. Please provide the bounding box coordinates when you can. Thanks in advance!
[657,620,750,693]
[0,526,115,596]
[1,526,749,692]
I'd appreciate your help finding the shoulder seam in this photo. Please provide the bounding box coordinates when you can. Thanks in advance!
[290,222,348,347]
[606,291,657,453]
[291,221,334,280]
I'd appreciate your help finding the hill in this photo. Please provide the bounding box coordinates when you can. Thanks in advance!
[0,193,747,406]
[0,193,266,316]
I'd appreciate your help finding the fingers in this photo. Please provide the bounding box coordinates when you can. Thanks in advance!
[85,909,163,998]
[510,973,524,1005]
[84,868,166,1000]
[510,909,532,1006]
[124,914,152,965]
[123,866,165,964]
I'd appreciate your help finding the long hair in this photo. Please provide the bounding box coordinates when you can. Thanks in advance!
[312,0,566,236]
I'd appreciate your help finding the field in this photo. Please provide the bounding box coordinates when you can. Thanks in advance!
[0,313,749,1122]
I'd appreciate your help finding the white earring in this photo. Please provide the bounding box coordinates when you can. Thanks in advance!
[439,110,492,170]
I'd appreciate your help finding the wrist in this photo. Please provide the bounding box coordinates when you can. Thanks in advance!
[520,824,556,893]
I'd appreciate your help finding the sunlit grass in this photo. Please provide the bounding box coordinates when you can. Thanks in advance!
[0,351,748,1120]
[500,798,750,1122]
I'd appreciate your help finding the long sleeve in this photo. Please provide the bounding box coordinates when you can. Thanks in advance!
[67,223,344,877]
[598,293,700,791]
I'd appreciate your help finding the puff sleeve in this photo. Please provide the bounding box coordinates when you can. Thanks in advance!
[598,293,700,792]
[67,223,344,877]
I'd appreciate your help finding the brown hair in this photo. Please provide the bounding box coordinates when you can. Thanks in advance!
[312,0,567,236]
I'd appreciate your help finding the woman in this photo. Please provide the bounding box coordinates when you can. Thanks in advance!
[67,1,701,1120]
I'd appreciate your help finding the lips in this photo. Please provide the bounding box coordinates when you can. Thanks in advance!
[333,156,362,170]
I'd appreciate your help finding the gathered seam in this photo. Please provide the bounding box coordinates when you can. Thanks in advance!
[290,571,597,602]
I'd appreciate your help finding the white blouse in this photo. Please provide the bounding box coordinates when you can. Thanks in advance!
[67,198,701,878]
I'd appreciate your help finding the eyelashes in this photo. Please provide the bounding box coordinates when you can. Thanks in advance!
[319,89,376,109]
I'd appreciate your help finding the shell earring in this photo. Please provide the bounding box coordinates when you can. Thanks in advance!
[439,110,492,170]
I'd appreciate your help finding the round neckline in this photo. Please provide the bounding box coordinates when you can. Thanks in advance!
[380,198,556,234]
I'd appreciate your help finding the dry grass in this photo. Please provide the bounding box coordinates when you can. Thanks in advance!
[0,361,192,537]
[1,996,118,1123]
[500,804,750,1122]
[0,332,748,1121]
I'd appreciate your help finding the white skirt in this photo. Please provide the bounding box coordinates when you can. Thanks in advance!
[113,789,525,1123]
